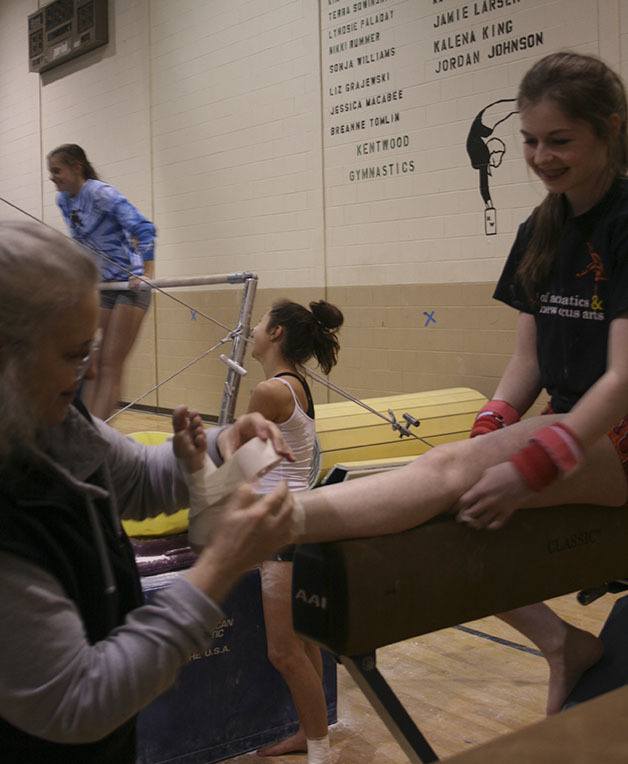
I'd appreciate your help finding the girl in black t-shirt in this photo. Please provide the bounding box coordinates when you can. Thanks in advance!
[284,52,628,717]
[184,52,628,718]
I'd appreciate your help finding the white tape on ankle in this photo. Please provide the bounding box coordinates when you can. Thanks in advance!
[185,438,283,550]
[306,735,331,764]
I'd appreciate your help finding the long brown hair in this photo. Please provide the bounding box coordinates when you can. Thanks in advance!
[516,52,628,300]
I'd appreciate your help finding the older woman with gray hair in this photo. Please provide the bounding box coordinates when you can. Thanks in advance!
[0,221,295,763]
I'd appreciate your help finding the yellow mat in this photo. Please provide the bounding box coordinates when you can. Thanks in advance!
[314,387,486,477]
[121,431,190,538]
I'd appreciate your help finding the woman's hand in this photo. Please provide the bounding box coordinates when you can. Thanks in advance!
[185,482,295,602]
[129,260,153,289]
[172,405,207,473]
[218,412,294,462]
[142,260,155,280]
[454,461,534,530]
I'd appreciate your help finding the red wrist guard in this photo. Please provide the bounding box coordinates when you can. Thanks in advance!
[470,400,520,437]
[511,422,584,491]
[532,422,584,473]
[511,441,559,491]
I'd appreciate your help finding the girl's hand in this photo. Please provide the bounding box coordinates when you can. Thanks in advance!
[453,461,533,530]
[142,260,155,280]
[172,405,207,473]
[218,412,294,462]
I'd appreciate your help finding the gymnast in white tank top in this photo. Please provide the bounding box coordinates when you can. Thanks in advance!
[247,298,343,764]
[256,374,316,493]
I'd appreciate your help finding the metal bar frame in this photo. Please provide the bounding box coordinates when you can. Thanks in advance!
[341,652,439,763]
[218,276,257,424]
[100,272,258,289]
[101,273,258,423]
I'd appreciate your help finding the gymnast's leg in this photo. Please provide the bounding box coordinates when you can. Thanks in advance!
[295,415,627,543]
[81,304,110,412]
[294,415,626,714]
[490,427,625,713]
[90,296,147,420]
[257,560,329,759]
[497,603,603,714]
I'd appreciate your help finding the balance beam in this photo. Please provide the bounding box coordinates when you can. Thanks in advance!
[292,504,628,656]
[292,504,628,762]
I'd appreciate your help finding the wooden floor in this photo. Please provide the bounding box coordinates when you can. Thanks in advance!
[112,409,622,763]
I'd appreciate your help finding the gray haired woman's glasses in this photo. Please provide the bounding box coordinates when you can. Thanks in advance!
[76,328,102,382]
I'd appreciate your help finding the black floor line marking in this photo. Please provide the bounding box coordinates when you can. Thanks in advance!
[454,624,543,657]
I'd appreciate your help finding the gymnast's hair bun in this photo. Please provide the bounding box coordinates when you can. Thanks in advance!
[309,300,344,333]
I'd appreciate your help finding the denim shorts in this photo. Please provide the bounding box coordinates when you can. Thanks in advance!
[100,287,152,311]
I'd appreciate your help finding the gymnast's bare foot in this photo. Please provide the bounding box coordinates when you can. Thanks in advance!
[545,625,603,715]
[256,729,308,757]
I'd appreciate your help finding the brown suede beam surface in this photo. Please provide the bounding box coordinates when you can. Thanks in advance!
[292,505,628,655]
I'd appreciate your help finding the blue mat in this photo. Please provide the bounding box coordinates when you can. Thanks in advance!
[137,567,337,764]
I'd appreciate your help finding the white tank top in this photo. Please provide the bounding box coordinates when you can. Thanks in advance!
[256,377,317,494]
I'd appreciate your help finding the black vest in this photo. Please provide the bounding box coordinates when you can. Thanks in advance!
[0,427,143,762]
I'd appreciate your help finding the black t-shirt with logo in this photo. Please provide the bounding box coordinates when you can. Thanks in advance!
[494,178,628,413]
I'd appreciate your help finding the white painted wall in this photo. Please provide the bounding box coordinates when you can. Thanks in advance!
[1,0,627,286]
[321,0,611,287]
[150,0,325,288]
[40,0,153,230]
[0,0,41,221]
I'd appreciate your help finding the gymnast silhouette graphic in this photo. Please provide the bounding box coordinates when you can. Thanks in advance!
[577,242,608,296]
[466,99,518,234]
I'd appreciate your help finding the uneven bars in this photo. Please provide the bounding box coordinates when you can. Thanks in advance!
[100,272,258,289]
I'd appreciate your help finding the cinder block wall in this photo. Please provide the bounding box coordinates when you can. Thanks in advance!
[140,280,516,418]
[1,0,626,418]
